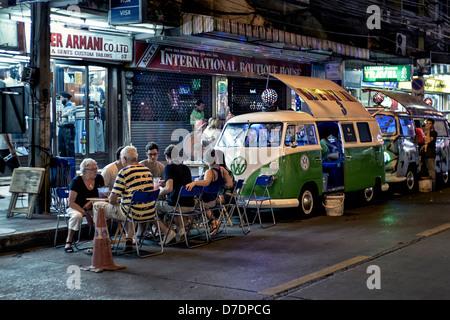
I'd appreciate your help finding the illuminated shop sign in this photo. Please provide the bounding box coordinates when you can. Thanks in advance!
[134,41,310,78]
[50,27,133,62]
[398,77,450,93]
[363,65,411,82]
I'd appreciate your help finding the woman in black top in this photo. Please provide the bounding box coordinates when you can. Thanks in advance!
[65,158,104,253]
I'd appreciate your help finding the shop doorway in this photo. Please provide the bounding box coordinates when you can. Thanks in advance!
[54,63,108,167]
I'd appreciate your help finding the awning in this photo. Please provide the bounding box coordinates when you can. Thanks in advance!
[270,74,372,119]
[138,13,368,64]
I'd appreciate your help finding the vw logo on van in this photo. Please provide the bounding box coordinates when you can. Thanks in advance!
[300,154,309,171]
[230,156,247,175]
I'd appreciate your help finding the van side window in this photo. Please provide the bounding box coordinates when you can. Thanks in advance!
[357,122,372,142]
[285,124,317,146]
[399,118,414,137]
[375,115,396,135]
[246,123,282,147]
[305,124,318,145]
[341,123,357,142]
[434,120,447,137]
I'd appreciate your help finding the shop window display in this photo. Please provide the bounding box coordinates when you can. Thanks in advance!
[54,64,107,157]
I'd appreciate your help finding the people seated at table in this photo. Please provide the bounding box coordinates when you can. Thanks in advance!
[65,158,105,253]
[139,141,165,179]
[93,146,154,252]
[101,146,125,189]
[156,144,195,244]
[185,149,233,234]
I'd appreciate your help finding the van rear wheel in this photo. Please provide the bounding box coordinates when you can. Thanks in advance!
[362,187,374,202]
[298,186,315,216]
[404,169,416,192]
[442,171,449,185]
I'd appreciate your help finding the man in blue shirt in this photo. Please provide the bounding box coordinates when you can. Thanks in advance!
[156,144,195,244]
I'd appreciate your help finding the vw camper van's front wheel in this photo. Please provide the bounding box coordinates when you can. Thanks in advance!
[298,186,316,216]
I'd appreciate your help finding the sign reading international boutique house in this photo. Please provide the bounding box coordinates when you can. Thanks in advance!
[133,41,311,77]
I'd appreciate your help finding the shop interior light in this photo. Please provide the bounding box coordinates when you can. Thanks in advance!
[50,14,85,25]
[115,26,155,34]
[10,15,31,23]
[0,49,21,55]
[85,20,110,28]
[0,57,19,63]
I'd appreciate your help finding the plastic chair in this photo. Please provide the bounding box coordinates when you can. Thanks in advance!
[226,179,251,235]
[115,189,163,258]
[166,185,209,248]
[201,183,228,240]
[53,187,87,248]
[240,175,276,228]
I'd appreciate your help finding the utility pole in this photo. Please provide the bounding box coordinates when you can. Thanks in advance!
[29,2,51,214]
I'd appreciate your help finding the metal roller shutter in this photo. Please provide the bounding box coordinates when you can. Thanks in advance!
[129,70,212,163]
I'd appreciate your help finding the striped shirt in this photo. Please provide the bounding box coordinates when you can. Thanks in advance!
[112,164,155,221]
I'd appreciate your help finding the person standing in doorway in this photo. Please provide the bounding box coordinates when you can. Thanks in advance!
[58,91,76,157]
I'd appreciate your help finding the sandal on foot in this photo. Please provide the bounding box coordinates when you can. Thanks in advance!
[64,242,74,253]
[209,220,220,236]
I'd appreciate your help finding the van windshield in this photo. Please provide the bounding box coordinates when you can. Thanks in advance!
[399,118,414,136]
[218,123,249,147]
[218,122,283,147]
[375,114,396,135]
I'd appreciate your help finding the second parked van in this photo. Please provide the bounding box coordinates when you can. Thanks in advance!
[367,89,450,190]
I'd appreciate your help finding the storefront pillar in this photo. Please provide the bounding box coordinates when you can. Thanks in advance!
[29,2,51,214]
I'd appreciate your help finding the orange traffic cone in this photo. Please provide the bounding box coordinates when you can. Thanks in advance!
[83,207,125,273]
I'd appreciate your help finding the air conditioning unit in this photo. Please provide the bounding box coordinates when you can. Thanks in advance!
[396,33,406,56]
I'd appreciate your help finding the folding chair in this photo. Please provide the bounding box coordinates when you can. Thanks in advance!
[226,179,251,235]
[240,175,276,228]
[53,187,91,249]
[201,184,228,240]
[166,185,209,248]
[115,189,163,258]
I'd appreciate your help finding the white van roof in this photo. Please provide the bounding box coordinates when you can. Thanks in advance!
[270,74,372,119]
[227,110,315,124]
[370,89,444,117]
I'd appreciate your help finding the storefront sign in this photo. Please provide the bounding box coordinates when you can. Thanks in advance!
[363,65,411,82]
[50,27,133,62]
[398,77,450,93]
[133,42,310,77]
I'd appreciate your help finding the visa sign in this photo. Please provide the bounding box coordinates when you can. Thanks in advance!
[109,0,143,25]
[363,65,411,82]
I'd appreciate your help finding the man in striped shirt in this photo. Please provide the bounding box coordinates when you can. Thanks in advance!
[93,146,154,251]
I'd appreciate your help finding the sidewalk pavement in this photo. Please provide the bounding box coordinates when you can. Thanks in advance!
[0,179,88,254]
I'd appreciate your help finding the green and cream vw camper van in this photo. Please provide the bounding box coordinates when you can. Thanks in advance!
[215,75,387,215]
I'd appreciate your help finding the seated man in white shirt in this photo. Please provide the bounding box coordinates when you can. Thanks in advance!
[101,146,125,189]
